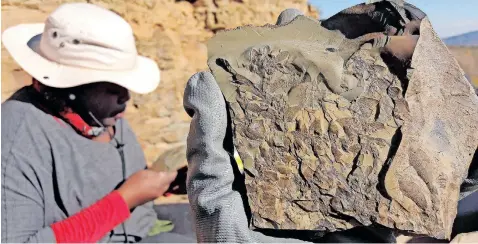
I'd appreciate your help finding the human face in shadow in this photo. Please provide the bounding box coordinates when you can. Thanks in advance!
[68,82,130,127]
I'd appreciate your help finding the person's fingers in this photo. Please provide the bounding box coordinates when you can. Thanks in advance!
[184,71,225,116]
[155,171,178,196]
[183,71,228,141]
[385,25,398,36]
[356,32,419,62]
[157,171,178,184]
[321,3,386,39]
[403,19,421,35]
[382,35,420,61]
[276,8,303,25]
[356,32,388,48]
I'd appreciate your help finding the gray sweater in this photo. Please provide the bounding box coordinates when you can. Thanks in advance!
[1,87,157,243]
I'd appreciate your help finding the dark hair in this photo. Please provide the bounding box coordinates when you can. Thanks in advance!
[32,78,73,113]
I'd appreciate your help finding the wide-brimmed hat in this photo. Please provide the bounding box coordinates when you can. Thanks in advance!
[1,2,160,94]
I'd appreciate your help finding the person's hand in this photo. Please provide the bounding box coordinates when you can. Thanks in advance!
[117,169,178,209]
[403,19,422,35]
[382,34,420,61]
[164,166,188,195]
[321,0,426,39]
[319,0,426,63]
[321,1,401,39]
[184,71,262,242]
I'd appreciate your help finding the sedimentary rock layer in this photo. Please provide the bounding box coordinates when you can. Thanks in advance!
[207,16,478,239]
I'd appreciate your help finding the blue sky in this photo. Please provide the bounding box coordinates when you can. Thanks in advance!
[308,0,478,38]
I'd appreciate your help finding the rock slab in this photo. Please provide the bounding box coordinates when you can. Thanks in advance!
[207,16,478,239]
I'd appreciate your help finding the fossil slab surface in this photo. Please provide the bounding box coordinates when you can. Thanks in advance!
[207,16,478,239]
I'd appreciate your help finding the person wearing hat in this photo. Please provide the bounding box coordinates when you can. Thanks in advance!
[1,3,194,243]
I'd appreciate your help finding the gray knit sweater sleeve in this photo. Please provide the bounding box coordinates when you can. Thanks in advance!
[1,102,57,243]
[184,71,307,243]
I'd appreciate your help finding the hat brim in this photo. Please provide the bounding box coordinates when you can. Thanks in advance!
[2,23,160,94]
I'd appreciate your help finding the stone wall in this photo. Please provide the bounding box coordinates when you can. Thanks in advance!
[1,0,319,167]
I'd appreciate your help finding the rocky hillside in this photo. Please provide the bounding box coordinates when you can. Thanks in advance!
[448,46,478,89]
[443,31,478,47]
[1,0,318,167]
[444,31,478,90]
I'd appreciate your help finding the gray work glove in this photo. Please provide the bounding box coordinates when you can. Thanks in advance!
[184,72,306,243]
[183,8,310,243]
[276,8,304,25]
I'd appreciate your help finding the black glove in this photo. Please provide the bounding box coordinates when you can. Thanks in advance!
[321,0,426,39]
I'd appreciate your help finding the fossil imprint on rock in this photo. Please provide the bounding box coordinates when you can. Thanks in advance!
[207,16,478,239]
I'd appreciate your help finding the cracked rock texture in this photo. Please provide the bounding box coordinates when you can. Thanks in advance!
[208,16,478,239]
[1,0,318,169]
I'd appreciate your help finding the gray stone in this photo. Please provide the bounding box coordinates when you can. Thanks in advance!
[207,16,478,239]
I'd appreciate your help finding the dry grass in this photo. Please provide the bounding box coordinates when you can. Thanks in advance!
[448,46,478,86]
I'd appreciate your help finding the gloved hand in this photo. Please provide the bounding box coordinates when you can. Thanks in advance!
[349,31,419,62]
[184,71,306,243]
[275,8,304,25]
[321,0,426,39]
[320,0,426,63]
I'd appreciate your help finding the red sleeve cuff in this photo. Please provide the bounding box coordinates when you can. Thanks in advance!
[52,190,131,243]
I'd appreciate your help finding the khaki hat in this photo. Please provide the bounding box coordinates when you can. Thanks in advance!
[1,2,160,94]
